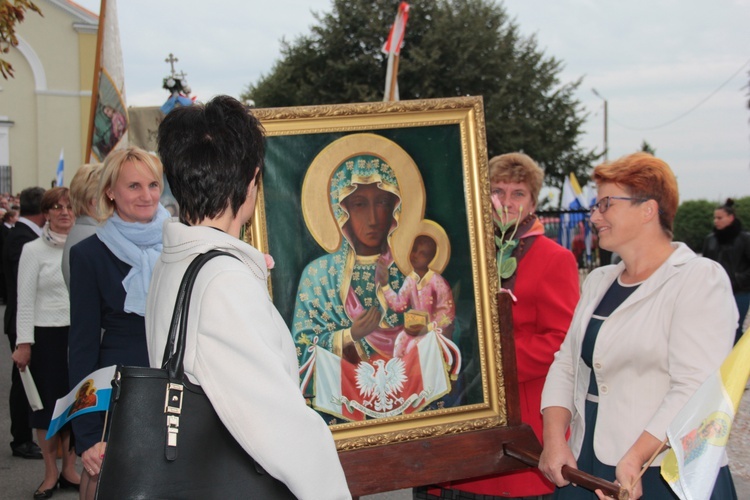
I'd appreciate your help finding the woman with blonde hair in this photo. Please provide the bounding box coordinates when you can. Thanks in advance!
[539,153,737,499]
[67,147,169,500]
[62,163,102,288]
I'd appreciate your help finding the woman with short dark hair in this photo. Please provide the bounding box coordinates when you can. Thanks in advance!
[150,95,350,499]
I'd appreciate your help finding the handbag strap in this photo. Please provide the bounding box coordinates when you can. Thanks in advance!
[161,250,239,379]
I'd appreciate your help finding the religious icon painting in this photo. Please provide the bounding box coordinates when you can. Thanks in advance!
[248,97,507,451]
[91,72,128,162]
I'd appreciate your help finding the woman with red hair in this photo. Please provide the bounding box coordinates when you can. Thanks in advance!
[539,153,737,499]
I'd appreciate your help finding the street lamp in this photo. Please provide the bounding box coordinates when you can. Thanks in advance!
[592,88,608,162]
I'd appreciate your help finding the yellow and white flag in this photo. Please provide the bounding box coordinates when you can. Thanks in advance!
[86,0,128,162]
[661,330,750,499]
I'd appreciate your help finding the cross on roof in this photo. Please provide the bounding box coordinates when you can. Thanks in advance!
[165,53,179,77]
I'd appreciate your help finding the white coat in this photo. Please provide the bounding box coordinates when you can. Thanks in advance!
[541,242,737,466]
[146,219,351,500]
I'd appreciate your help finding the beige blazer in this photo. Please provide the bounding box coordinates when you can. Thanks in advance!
[541,242,736,466]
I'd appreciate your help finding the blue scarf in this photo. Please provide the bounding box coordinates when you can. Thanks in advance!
[96,204,170,316]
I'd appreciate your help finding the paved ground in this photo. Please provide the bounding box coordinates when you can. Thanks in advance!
[727,384,750,498]
[0,301,747,499]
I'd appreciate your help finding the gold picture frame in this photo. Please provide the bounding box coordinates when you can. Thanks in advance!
[248,96,507,452]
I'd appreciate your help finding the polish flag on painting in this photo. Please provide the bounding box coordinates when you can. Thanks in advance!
[311,331,451,421]
[86,0,128,162]
[660,329,750,499]
[46,365,116,440]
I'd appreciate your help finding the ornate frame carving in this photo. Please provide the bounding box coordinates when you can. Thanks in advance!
[248,96,507,452]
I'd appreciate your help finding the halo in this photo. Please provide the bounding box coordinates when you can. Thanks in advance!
[301,133,426,273]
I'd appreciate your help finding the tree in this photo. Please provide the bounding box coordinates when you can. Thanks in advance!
[243,0,598,191]
[674,196,750,253]
[673,199,714,252]
[732,196,750,225]
[0,0,42,78]
[640,140,656,155]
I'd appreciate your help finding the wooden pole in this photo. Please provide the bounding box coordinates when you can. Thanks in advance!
[497,292,521,426]
[85,0,107,163]
[387,53,400,102]
[503,443,629,500]
[631,437,669,487]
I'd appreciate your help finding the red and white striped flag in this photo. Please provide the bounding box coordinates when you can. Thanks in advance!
[382,1,410,56]
[382,2,410,101]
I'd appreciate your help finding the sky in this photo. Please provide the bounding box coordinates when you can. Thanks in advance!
[73,0,750,202]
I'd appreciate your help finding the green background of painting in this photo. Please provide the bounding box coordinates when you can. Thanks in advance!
[262,125,483,406]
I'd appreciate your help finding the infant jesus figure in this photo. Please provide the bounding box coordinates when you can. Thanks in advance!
[376,234,456,358]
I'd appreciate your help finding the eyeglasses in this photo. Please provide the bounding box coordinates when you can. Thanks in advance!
[50,204,73,212]
[589,196,648,216]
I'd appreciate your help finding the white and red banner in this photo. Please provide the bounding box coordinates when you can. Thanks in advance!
[382,1,410,56]
[382,2,410,102]
[311,331,452,421]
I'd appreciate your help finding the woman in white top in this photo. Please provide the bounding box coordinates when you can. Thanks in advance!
[149,95,351,499]
[12,187,79,498]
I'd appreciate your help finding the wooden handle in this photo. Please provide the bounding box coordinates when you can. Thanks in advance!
[504,443,629,500]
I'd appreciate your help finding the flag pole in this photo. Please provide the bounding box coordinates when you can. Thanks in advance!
[85,0,107,163]
[387,53,400,102]
[630,437,669,489]
[381,2,409,102]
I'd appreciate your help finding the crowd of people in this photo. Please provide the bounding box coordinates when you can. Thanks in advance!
[3,96,350,500]
[1,95,745,500]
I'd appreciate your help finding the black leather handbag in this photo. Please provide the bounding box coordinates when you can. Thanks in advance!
[96,250,296,499]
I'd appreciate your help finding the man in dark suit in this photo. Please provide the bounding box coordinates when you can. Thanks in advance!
[3,187,45,459]
[0,207,17,304]
[0,217,9,304]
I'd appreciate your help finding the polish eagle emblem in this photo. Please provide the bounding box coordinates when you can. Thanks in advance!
[355,358,407,412]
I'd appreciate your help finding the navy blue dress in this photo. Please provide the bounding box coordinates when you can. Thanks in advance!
[68,235,150,455]
[554,278,737,499]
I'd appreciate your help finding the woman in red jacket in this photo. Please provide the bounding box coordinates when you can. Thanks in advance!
[417,153,580,500]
